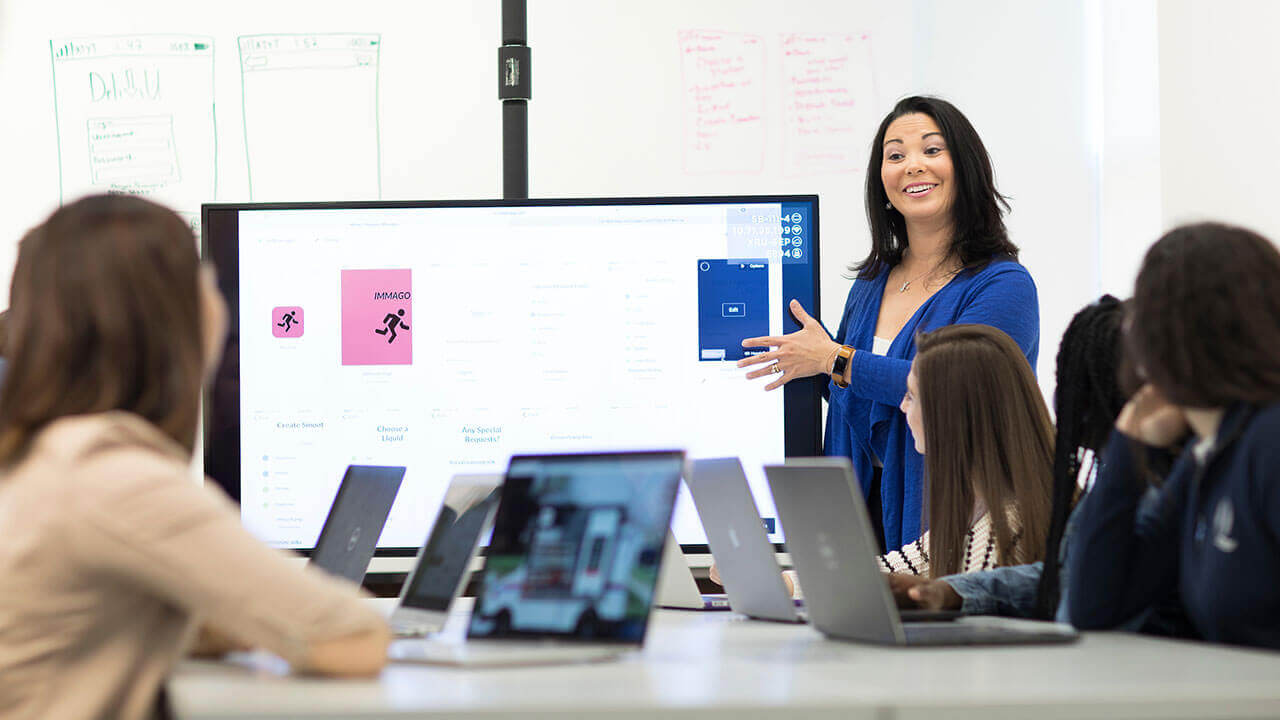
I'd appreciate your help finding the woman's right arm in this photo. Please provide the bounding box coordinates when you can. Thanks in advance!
[68,453,390,676]
[938,563,1044,618]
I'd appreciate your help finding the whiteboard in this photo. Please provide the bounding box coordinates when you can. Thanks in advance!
[0,0,501,268]
[0,0,1109,401]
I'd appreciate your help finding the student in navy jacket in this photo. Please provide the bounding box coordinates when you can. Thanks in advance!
[737,96,1038,551]
[1068,222,1280,649]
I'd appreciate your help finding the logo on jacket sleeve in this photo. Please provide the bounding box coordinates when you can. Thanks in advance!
[1212,498,1239,553]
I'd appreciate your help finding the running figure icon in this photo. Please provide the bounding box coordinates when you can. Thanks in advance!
[276,311,298,333]
[375,309,410,344]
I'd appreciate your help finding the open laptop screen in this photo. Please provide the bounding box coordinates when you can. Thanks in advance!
[308,465,404,583]
[467,451,683,643]
[399,476,501,613]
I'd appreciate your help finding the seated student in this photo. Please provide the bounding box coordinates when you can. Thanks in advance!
[888,296,1128,616]
[1067,222,1280,650]
[752,323,1054,597]
[882,323,1054,578]
[0,196,391,720]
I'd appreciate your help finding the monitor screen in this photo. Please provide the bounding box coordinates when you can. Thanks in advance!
[468,451,682,642]
[202,195,821,551]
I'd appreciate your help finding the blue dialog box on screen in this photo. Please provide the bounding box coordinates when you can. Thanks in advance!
[697,259,769,362]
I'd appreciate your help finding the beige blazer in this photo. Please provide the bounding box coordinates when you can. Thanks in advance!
[0,412,386,720]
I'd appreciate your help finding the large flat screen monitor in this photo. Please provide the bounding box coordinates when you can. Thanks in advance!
[202,196,821,552]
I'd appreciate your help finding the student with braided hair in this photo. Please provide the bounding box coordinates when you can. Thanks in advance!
[1033,295,1126,617]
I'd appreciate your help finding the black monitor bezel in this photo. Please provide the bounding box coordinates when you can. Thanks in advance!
[202,194,822,555]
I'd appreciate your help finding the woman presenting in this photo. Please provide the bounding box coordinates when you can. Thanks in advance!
[740,96,1039,552]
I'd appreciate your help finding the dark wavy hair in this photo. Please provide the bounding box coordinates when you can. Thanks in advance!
[1128,222,1280,408]
[0,195,205,464]
[1033,295,1127,619]
[853,96,1017,279]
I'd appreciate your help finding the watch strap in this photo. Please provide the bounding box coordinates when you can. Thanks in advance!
[831,346,854,389]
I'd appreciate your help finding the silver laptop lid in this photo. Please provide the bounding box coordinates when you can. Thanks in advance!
[765,458,905,644]
[687,458,797,621]
[395,474,503,624]
[655,528,705,609]
[309,465,406,584]
[467,450,684,645]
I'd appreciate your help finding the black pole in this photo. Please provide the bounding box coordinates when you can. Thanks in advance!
[500,0,530,199]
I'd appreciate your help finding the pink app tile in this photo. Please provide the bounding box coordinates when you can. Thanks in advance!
[341,269,412,365]
[272,306,304,338]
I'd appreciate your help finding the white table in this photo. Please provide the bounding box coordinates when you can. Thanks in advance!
[172,602,1280,720]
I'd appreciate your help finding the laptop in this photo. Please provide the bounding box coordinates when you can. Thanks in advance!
[308,465,406,584]
[388,450,684,667]
[654,529,730,610]
[388,474,503,638]
[685,457,802,622]
[765,457,1079,646]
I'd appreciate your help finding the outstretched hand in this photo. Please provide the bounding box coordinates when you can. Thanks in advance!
[886,573,963,611]
[737,299,839,391]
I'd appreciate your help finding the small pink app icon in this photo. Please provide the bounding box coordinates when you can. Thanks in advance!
[272,306,304,338]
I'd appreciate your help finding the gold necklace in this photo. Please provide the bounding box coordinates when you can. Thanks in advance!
[897,261,960,293]
[897,266,933,293]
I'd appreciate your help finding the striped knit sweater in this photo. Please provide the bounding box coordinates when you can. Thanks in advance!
[877,511,1022,577]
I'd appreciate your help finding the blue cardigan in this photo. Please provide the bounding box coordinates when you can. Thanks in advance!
[824,258,1040,549]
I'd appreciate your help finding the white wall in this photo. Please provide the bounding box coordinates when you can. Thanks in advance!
[909,0,1102,394]
[1097,0,1163,299]
[1158,0,1280,240]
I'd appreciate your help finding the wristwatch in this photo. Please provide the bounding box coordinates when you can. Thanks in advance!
[831,345,854,389]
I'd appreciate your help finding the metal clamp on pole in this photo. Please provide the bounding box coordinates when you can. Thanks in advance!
[498,46,531,101]
[500,0,529,200]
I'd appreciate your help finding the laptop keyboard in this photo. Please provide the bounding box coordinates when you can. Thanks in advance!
[389,619,435,638]
[902,622,1078,646]
[898,608,961,623]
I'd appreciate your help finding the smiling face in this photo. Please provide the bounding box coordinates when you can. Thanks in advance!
[900,365,926,454]
[881,113,955,230]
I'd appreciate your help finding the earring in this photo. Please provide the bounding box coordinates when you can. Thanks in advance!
[884,201,892,210]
